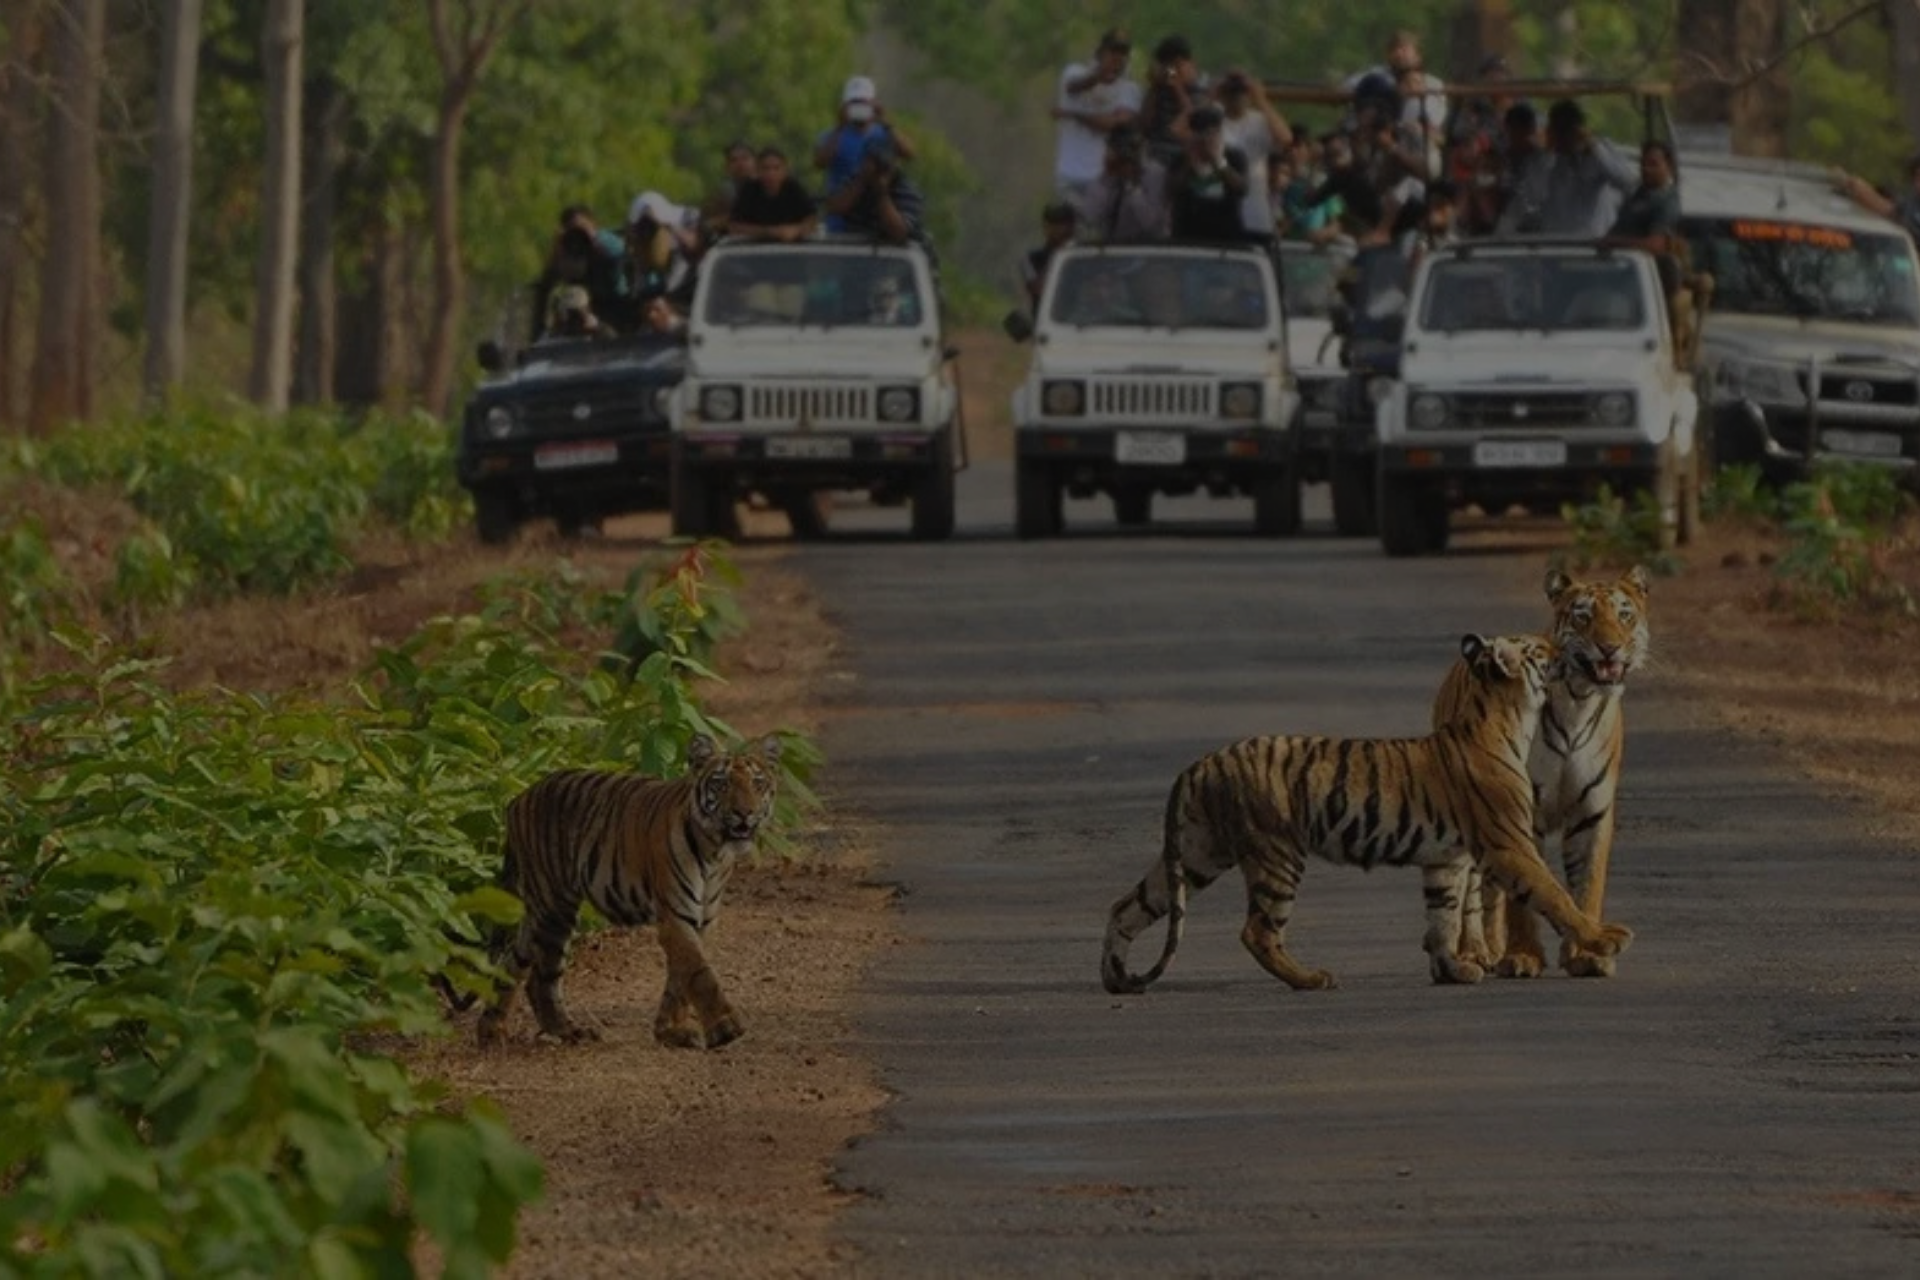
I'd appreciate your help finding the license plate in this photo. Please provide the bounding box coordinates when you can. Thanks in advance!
[1114,431,1187,466]
[533,441,619,471]
[1473,439,1567,468]
[766,436,853,460]
[1822,429,1903,459]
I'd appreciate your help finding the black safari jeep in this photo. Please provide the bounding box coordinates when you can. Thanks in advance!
[455,332,685,543]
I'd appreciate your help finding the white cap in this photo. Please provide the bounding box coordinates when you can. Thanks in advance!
[841,74,876,104]
[627,191,690,229]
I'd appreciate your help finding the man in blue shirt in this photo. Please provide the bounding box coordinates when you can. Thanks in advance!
[815,75,918,232]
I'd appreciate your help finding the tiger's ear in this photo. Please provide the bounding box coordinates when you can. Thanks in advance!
[755,733,784,766]
[1460,633,1488,665]
[1544,567,1573,602]
[686,733,718,769]
[1623,564,1651,596]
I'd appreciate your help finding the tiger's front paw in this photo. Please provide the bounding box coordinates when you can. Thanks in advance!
[1585,922,1634,958]
[1296,968,1338,991]
[655,1020,706,1050]
[1563,952,1617,978]
[704,1012,745,1049]
[541,1021,601,1046]
[1430,955,1487,986]
[1495,951,1545,979]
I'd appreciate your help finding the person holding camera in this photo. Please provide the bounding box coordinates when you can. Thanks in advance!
[815,75,916,232]
[1500,99,1635,237]
[1074,123,1170,244]
[1169,106,1251,243]
[1832,153,1920,245]
[532,205,629,341]
[1216,71,1292,241]
[823,135,928,248]
[1053,28,1143,206]
[1137,34,1205,167]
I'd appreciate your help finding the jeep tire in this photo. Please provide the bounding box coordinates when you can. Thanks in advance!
[1251,467,1302,537]
[1112,481,1153,527]
[473,487,519,547]
[910,431,957,541]
[671,440,735,539]
[783,492,832,540]
[1330,455,1378,536]
[1378,471,1449,557]
[1015,457,1063,539]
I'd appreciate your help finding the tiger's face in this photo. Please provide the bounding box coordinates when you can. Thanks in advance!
[1546,566,1650,698]
[1460,632,1559,708]
[688,733,783,843]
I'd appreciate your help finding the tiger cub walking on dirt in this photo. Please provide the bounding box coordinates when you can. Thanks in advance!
[1101,634,1633,994]
[1440,565,1650,979]
[463,733,783,1050]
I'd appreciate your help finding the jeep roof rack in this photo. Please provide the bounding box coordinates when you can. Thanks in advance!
[1446,236,1634,258]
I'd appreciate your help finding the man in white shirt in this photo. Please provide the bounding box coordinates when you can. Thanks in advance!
[1053,28,1144,205]
[1216,70,1293,240]
[1345,28,1446,140]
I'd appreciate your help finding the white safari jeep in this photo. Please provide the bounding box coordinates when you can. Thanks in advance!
[1005,242,1300,537]
[1375,239,1700,556]
[670,236,963,540]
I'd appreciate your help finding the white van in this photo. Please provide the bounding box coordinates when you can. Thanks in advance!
[1679,153,1920,479]
[669,236,963,540]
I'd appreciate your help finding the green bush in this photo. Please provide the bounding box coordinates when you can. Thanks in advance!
[1701,463,1778,524]
[1559,484,1679,577]
[0,543,819,1275]
[1772,463,1915,616]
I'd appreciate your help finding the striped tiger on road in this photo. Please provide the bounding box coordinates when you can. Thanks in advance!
[1101,634,1633,994]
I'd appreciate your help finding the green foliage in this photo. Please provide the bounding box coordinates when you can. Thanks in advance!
[0,540,821,1275]
[1771,463,1916,616]
[12,404,466,599]
[1559,484,1679,577]
[0,518,76,660]
[1701,462,1779,524]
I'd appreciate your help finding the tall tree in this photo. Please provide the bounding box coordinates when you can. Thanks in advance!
[249,0,304,410]
[27,0,103,434]
[421,0,529,418]
[1676,0,1788,156]
[0,0,44,427]
[293,73,345,405]
[142,0,203,404]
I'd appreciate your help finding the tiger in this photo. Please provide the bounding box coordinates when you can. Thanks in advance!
[1100,633,1633,995]
[1437,565,1651,980]
[455,732,783,1050]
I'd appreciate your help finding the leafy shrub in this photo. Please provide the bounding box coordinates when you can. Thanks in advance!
[1771,464,1915,617]
[1560,484,1679,576]
[0,543,819,1274]
[1701,463,1778,524]
[0,517,76,663]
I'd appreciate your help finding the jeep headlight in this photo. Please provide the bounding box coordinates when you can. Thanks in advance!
[877,386,919,422]
[650,386,673,417]
[1408,392,1450,429]
[700,385,742,422]
[1220,382,1262,420]
[483,405,516,439]
[1593,391,1635,427]
[1041,379,1085,416]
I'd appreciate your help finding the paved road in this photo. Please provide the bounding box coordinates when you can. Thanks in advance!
[799,462,1920,1277]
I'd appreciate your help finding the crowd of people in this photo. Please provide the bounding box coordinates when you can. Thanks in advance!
[529,74,930,342]
[1028,25,1695,300]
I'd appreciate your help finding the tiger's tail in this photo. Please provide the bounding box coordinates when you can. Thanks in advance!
[1101,770,1194,994]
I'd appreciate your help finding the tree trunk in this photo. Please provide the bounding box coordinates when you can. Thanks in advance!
[0,0,44,428]
[142,0,203,405]
[336,214,403,409]
[421,86,470,418]
[1447,0,1513,81]
[248,0,304,411]
[293,74,345,406]
[27,0,103,435]
[1892,0,1920,153]
[1676,0,1788,157]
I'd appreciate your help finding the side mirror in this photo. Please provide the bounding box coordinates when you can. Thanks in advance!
[476,339,505,373]
[1001,308,1034,343]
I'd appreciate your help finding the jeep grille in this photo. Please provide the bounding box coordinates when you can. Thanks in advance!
[1089,379,1215,421]
[1805,370,1920,425]
[746,382,874,425]
[1447,391,1593,429]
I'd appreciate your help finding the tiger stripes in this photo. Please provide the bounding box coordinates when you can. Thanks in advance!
[1101,633,1633,994]
[464,732,783,1049]
[1438,565,1650,978]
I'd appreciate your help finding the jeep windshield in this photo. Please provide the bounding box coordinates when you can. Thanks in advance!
[1418,254,1647,333]
[1048,253,1270,330]
[701,248,926,329]
[514,334,682,376]
[1681,216,1920,326]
